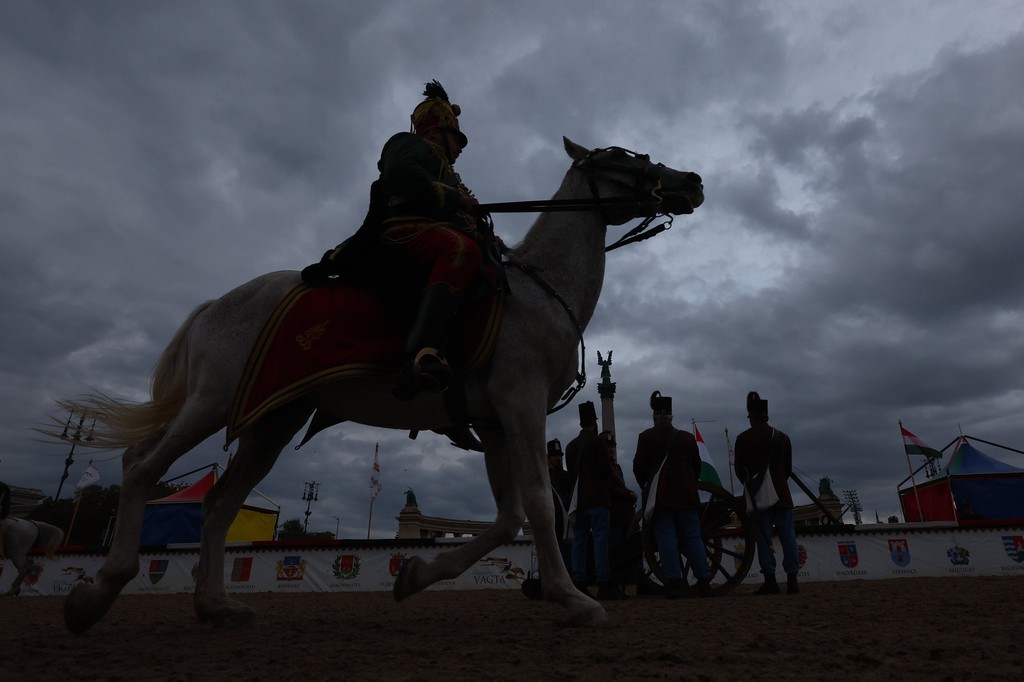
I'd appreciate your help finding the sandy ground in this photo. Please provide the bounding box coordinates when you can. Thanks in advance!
[2,577,1023,681]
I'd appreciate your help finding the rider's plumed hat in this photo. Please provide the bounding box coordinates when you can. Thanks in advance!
[546,439,563,457]
[578,401,598,427]
[411,80,468,149]
[746,391,769,419]
[650,391,672,417]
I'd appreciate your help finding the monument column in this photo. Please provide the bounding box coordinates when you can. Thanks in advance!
[597,351,616,436]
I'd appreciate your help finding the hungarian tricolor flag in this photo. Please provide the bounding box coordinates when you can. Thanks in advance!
[900,424,942,459]
[369,443,382,502]
[694,424,724,487]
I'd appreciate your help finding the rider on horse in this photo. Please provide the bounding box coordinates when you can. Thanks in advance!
[304,80,501,401]
[379,80,485,400]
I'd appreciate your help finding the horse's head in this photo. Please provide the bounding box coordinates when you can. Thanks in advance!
[563,137,704,224]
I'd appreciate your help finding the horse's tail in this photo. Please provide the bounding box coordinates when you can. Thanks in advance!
[39,521,64,560]
[53,301,215,450]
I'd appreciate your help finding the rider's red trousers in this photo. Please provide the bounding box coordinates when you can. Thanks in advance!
[380,221,482,293]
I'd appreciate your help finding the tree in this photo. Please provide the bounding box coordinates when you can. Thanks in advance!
[31,481,188,546]
[308,530,335,540]
[276,518,307,541]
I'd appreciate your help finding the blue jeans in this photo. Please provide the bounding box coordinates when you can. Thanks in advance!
[652,507,711,582]
[571,506,610,584]
[752,506,800,576]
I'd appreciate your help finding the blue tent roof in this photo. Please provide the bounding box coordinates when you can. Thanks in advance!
[945,439,1024,475]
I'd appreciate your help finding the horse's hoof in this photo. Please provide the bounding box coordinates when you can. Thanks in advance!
[392,556,425,602]
[559,596,608,628]
[64,584,113,635]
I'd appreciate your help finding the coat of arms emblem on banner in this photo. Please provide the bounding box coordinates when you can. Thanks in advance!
[837,541,858,568]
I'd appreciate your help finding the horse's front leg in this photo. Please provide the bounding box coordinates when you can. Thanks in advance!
[194,403,311,627]
[512,430,607,626]
[393,426,526,600]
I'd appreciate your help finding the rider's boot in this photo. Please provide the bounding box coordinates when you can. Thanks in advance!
[434,425,484,452]
[392,283,460,401]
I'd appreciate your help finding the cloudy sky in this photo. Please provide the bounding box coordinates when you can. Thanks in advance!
[3,1,1024,538]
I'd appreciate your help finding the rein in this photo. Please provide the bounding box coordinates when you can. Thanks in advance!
[502,260,587,414]
[480,146,679,415]
[475,146,677,253]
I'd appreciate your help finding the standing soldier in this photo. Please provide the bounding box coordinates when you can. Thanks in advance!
[546,438,573,568]
[604,430,638,599]
[734,391,800,595]
[633,391,713,598]
[566,401,617,600]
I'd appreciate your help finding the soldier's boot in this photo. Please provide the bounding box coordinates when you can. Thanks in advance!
[597,582,621,601]
[664,579,687,600]
[392,284,459,401]
[786,573,799,594]
[753,574,780,595]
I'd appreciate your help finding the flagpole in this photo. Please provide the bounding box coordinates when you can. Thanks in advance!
[367,497,375,540]
[66,459,93,544]
[66,492,83,545]
[367,443,380,539]
[900,421,925,522]
[724,427,735,495]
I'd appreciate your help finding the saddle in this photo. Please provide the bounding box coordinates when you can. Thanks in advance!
[226,254,503,449]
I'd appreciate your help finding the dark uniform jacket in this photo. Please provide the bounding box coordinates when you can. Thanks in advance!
[0,481,9,519]
[632,421,701,509]
[609,462,636,527]
[375,132,477,233]
[566,429,612,509]
[734,421,794,509]
[548,463,573,511]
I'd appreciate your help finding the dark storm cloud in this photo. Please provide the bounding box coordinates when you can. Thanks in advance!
[1,2,1022,534]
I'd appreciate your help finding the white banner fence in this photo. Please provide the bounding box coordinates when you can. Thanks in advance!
[4,523,1023,597]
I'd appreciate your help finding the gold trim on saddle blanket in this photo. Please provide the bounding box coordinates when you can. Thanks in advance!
[226,283,504,445]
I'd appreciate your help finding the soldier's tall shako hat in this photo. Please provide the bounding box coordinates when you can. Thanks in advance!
[410,80,468,149]
[546,439,563,457]
[578,401,598,427]
[746,391,769,419]
[650,390,672,417]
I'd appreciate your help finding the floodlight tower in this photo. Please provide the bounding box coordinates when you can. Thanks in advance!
[54,409,94,500]
[842,489,863,525]
[302,481,319,533]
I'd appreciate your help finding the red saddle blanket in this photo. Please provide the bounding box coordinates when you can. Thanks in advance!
[227,283,503,443]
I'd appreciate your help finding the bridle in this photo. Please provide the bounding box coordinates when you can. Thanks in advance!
[476,146,678,252]
[478,146,690,414]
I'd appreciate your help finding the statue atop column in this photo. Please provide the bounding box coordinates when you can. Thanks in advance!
[598,350,613,382]
[596,351,616,435]
[818,477,835,498]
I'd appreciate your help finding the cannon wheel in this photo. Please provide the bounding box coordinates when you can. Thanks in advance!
[630,481,755,597]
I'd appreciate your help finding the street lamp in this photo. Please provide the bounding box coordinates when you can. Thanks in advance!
[302,481,319,534]
[333,515,340,539]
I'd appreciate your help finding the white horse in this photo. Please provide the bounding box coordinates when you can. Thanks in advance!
[57,137,703,633]
[1,518,65,595]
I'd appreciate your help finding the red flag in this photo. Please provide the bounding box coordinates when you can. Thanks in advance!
[900,424,943,459]
[369,443,382,501]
